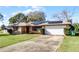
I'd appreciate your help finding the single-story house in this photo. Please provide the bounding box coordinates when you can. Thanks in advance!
[8,21,71,35]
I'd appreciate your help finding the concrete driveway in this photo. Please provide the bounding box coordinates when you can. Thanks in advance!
[0,35,64,52]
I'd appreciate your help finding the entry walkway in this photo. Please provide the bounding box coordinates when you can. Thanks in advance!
[0,35,64,52]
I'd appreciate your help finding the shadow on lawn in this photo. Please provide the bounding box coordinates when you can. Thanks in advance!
[0,34,10,36]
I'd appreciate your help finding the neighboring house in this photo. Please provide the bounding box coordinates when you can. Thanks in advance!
[8,21,71,35]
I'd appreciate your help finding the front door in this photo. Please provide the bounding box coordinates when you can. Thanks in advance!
[21,26,27,34]
[26,26,29,33]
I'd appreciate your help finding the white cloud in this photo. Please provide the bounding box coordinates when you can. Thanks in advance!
[24,6,44,14]
[31,6,44,11]
[10,6,45,18]
[22,9,32,15]
[11,10,31,16]
[11,11,22,16]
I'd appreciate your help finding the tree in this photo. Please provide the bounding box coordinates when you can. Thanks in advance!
[0,13,6,30]
[9,16,17,24]
[9,13,27,24]
[0,13,4,24]
[53,10,74,22]
[9,11,46,24]
[1,24,6,30]
[27,11,46,22]
[73,23,79,32]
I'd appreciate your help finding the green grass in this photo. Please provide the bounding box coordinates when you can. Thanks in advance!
[58,36,79,52]
[0,34,39,48]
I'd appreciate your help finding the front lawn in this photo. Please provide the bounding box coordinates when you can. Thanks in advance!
[57,36,79,52]
[0,34,39,48]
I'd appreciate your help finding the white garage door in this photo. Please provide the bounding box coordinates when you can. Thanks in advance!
[45,26,64,35]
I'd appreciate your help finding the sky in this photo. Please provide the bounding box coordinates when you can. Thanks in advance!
[0,6,79,26]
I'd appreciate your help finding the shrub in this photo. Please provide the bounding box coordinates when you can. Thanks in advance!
[64,28,70,35]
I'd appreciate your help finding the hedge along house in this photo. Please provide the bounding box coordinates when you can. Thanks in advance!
[8,21,71,35]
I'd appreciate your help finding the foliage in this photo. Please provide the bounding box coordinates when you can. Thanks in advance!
[64,23,79,36]
[9,11,46,24]
[0,13,4,24]
[27,11,46,21]
[64,28,70,35]
[73,23,79,32]
[9,13,27,24]
[1,24,6,30]
[9,16,17,24]
[53,10,74,22]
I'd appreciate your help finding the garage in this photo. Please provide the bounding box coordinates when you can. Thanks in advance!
[45,25,65,35]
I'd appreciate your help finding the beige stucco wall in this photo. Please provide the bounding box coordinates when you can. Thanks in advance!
[18,27,22,34]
